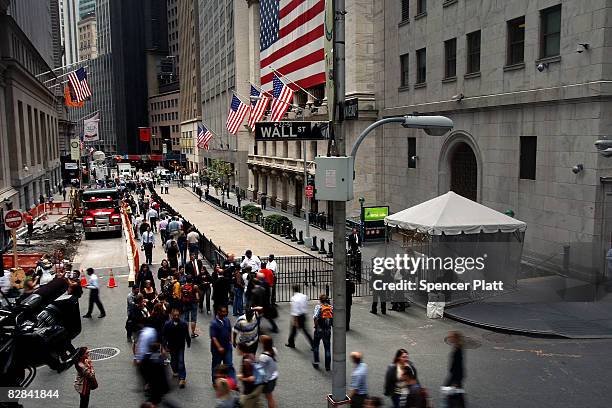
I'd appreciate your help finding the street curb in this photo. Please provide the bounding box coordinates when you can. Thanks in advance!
[177,187,329,260]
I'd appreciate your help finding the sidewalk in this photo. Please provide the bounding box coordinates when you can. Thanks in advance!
[188,186,386,262]
[154,186,303,257]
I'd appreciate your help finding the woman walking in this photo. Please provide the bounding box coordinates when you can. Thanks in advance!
[384,348,418,408]
[443,331,466,408]
[74,347,98,408]
[258,335,278,408]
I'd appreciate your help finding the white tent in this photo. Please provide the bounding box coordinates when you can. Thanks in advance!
[384,191,526,235]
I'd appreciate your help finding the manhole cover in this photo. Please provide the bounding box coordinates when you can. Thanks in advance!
[444,336,481,349]
[88,347,120,361]
[482,332,514,343]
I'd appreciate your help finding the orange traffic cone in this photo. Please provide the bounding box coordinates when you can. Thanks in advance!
[80,270,87,287]
[108,269,117,288]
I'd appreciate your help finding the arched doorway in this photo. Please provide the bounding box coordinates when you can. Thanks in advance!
[450,142,478,201]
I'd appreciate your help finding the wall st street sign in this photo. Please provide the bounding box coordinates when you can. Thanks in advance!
[255,121,331,141]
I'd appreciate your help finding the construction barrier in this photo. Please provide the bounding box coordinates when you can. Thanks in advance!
[2,253,45,270]
[121,206,139,286]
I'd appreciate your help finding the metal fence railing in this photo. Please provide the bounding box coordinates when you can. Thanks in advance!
[149,183,373,303]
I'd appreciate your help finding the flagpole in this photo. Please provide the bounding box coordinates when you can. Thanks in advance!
[77,110,100,122]
[43,66,89,84]
[272,69,319,101]
[35,59,89,77]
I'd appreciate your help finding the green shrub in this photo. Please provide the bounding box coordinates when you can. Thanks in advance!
[242,204,262,222]
[264,214,292,234]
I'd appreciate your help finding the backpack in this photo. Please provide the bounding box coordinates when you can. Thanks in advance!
[181,283,195,304]
[317,304,333,328]
[172,281,182,300]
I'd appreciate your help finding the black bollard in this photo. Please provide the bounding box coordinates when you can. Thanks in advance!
[311,235,319,251]
[291,228,297,242]
[327,242,333,258]
[285,224,292,239]
[297,230,304,245]
[318,238,327,254]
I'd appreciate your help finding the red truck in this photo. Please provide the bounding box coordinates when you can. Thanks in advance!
[80,188,123,238]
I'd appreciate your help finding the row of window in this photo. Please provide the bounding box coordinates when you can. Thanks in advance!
[399,4,561,86]
[151,98,178,111]
[404,135,538,180]
[151,111,178,123]
[151,125,180,135]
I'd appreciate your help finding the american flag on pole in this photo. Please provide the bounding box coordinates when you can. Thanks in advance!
[226,95,250,135]
[260,0,325,90]
[248,85,270,129]
[269,75,294,122]
[197,125,213,150]
[67,67,92,102]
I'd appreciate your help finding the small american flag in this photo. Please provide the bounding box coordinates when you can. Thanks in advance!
[226,95,250,135]
[269,75,294,122]
[248,85,270,128]
[197,125,213,150]
[67,67,92,102]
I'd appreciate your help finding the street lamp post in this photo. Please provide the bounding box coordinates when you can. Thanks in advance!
[359,197,365,244]
[323,114,453,405]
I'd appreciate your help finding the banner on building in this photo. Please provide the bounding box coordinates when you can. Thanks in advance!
[70,138,80,160]
[139,127,151,142]
[83,113,100,142]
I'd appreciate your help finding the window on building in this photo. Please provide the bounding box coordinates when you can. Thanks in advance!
[519,136,537,180]
[540,5,561,58]
[507,16,525,65]
[400,53,409,87]
[466,30,481,74]
[444,38,457,79]
[417,0,427,15]
[408,137,417,168]
[416,48,426,84]
[401,0,410,21]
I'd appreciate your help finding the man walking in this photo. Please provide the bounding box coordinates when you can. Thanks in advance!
[232,307,261,354]
[162,308,191,388]
[312,294,332,371]
[285,285,313,349]
[126,285,140,342]
[267,254,278,305]
[186,227,200,258]
[82,268,106,318]
[349,352,368,408]
[210,305,235,385]
[141,225,155,265]
[146,206,158,232]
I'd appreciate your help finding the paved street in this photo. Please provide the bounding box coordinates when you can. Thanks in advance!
[27,198,612,408]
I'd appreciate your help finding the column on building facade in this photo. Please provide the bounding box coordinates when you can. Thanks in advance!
[279,171,289,211]
[286,174,297,215]
[269,169,278,207]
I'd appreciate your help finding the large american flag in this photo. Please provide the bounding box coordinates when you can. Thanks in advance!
[260,0,325,91]
[269,75,294,122]
[226,95,250,135]
[248,85,270,129]
[67,67,92,102]
[197,125,213,150]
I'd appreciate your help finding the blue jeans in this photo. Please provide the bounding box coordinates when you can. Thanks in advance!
[211,346,235,384]
[170,348,186,380]
[233,288,244,316]
[188,244,199,258]
[312,328,331,369]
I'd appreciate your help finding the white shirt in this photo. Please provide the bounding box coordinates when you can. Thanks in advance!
[86,273,100,290]
[187,231,200,245]
[142,231,155,244]
[267,259,277,273]
[146,208,158,221]
[240,255,261,272]
[290,292,309,316]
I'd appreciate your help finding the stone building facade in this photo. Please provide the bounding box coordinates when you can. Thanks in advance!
[376,0,612,277]
[78,14,98,61]
[149,91,181,153]
[1,1,62,213]
[179,0,201,170]
[198,0,379,219]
